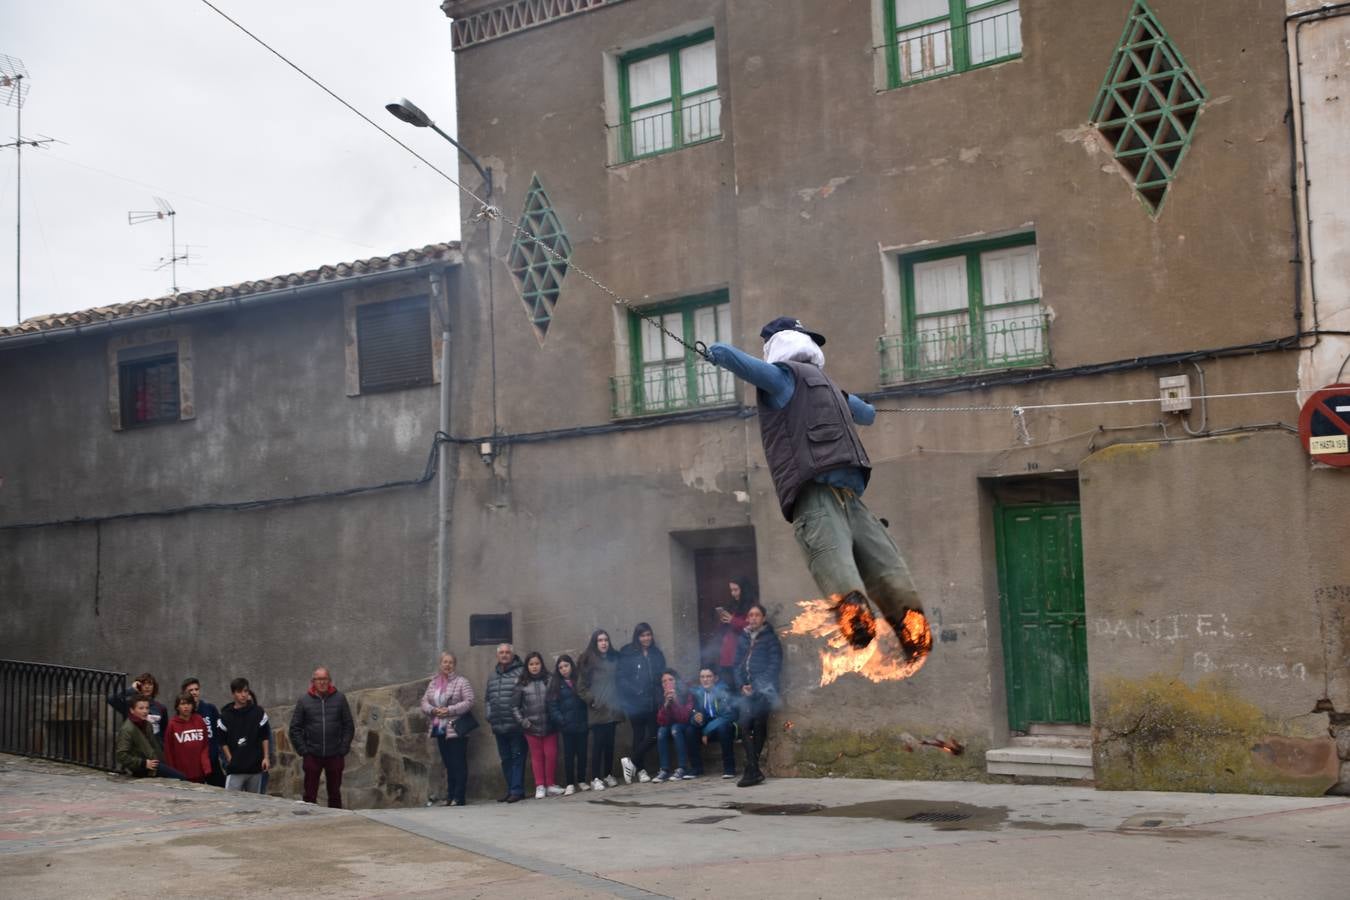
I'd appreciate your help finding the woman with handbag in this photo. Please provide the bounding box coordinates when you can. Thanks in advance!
[421,651,477,806]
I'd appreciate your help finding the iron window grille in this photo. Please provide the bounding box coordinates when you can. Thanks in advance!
[612,291,736,418]
[506,175,572,340]
[469,613,513,647]
[1088,0,1207,216]
[117,344,180,429]
[614,30,721,162]
[882,0,1022,88]
[882,235,1048,383]
[356,295,434,393]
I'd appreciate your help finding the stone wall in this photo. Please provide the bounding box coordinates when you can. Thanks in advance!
[268,679,446,809]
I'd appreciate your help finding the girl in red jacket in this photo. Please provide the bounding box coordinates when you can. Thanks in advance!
[163,693,213,783]
[652,670,695,782]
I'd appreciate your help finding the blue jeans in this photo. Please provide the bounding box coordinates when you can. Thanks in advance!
[494,731,526,798]
[687,719,737,775]
[655,723,690,772]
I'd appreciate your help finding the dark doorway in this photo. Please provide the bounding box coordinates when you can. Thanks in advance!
[693,547,758,670]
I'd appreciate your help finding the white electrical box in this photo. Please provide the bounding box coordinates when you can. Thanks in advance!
[1159,374,1192,412]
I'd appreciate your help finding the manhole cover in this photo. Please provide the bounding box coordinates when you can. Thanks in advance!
[905,811,971,823]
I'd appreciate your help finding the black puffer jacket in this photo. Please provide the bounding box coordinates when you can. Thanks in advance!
[734,623,783,707]
[548,679,590,735]
[288,687,354,758]
[616,642,666,718]
[486,656,524,734]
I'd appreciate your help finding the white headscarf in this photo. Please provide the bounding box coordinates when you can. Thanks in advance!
[763,329,825,368]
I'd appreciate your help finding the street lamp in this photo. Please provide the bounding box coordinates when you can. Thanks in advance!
[385,98,492,200]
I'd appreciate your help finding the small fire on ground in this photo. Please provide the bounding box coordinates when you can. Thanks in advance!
[785,595,932,687]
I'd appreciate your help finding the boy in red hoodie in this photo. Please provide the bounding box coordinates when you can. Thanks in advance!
[163,693,213,783]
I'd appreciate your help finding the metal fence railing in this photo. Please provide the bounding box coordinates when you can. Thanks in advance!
[609,94,723,163]
[879,312,1049,383]
[0,660,127,771]
[879,6,1022,85]
[611,360,736,418]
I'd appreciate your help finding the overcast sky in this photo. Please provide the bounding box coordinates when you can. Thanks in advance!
[2,0,463,326]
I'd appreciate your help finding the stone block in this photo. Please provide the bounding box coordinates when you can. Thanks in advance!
[1333,726,1350,760]
[394,679,429,708]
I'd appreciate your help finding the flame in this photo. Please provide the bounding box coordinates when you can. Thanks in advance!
[920,738,964,755]
[785,595,932,686]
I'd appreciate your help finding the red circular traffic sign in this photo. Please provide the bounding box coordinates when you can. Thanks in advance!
[1299,383,1350,467]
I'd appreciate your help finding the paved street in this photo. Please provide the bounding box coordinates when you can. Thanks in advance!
[2,753,1347,898]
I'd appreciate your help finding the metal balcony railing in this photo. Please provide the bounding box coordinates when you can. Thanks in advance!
[609,94,722,162]
[879,312,1049,383]
[879,7,1022,85]
[1,660,127,771]
[611,360,736,418]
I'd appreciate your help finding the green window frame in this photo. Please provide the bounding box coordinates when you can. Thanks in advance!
[617,30,721,162]
[612,291,735,418]
[883,0,1022,88]
[506,175,572,341]
[881,234,1048,383]
[1088,0,1207,217]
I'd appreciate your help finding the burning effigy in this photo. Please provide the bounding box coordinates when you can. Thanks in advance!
[786,595,933,687]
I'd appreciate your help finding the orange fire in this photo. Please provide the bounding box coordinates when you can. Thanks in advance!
[785,595,932,686]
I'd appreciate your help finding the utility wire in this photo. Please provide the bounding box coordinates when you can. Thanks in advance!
[196,0,458,186]
[874,388,1303,414]
[0,433,448,532]
[196,0,711,363]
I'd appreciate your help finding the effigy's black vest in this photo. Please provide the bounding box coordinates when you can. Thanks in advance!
[757,360,870,522]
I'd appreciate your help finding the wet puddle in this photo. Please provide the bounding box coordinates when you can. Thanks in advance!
[591,796,1095,832]
[727,799,1010,831]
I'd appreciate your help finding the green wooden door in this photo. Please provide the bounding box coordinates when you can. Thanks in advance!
[995,503,1089,731]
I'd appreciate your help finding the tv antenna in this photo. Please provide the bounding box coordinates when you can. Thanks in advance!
[2,53,56,326]
[128,197,190,294]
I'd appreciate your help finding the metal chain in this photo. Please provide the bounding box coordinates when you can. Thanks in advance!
[468,201,711,362]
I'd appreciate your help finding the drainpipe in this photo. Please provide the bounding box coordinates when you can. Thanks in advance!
[430,269,453,655]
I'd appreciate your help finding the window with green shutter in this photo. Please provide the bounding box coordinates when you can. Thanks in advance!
[506,175,572,341]
[1089,0,1207,216]
[881,235,1048,383]
[883,0,1022,88]
[616,31,721,162]
[612,292,735,418]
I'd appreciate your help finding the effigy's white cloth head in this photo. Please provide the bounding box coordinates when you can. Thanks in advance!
[763,329,825,367]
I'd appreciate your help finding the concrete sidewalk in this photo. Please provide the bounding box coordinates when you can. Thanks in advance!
[2,754,1347,898]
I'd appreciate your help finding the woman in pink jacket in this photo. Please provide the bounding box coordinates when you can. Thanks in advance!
[421,652,476,806]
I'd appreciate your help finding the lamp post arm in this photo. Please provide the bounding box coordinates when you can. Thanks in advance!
[429,122,493,201]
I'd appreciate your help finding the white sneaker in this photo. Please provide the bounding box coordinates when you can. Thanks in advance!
[652,769,669,783]
[546,785,565,796]
[681,770,696,780]
[604,775,618,788]
[620,757,636,784]
[591,777,606,791]
[534,785,546,800]
[563,784,576,796]
[637,769,651,783]
[578,780,591,791]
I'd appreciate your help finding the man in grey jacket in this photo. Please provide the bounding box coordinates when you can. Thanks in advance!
[288,666,355,808]
[486,644,526,803]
